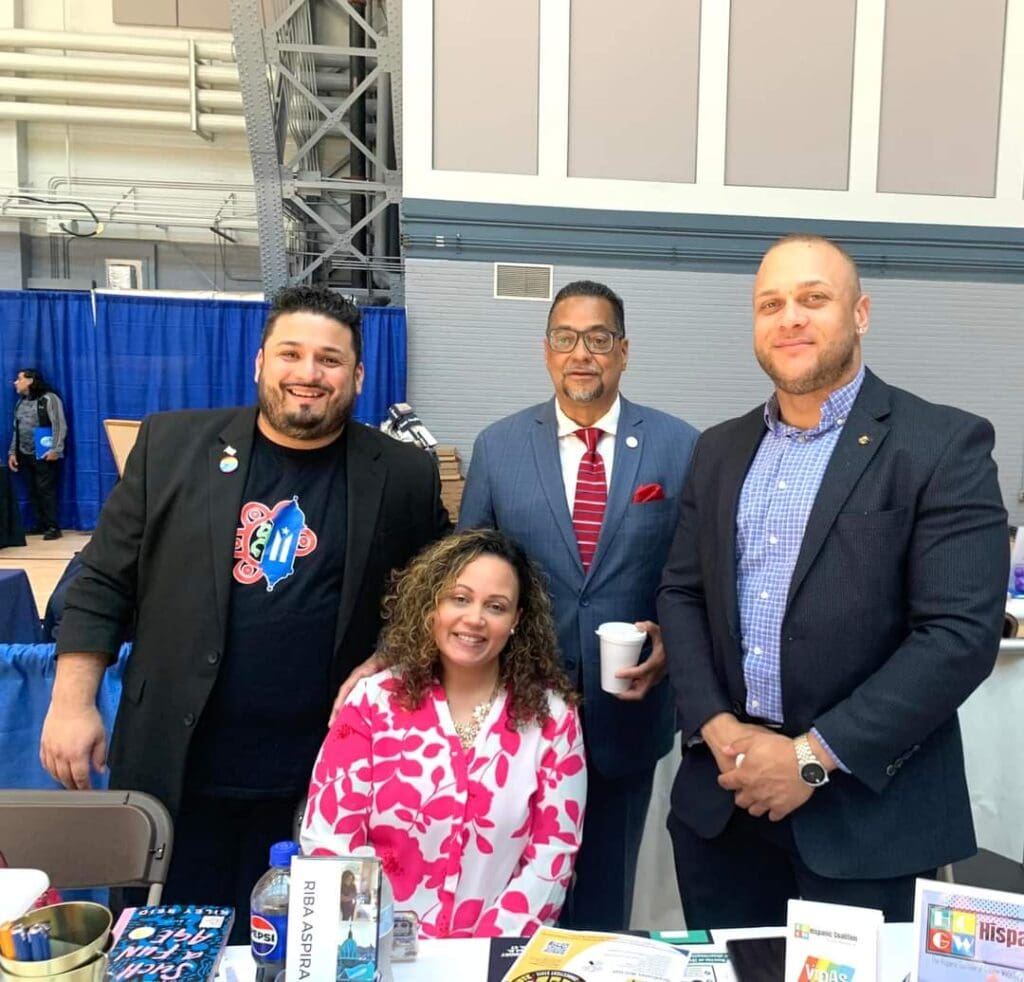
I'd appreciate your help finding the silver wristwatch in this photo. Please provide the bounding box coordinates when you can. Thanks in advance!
[795,735,829,788]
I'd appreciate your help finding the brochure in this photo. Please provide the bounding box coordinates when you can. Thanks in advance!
[911,877,1024,982]
[500,926,690,982]
[784,899,883,982]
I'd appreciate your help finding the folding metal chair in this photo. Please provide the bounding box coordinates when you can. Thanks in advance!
[0,790,173,903]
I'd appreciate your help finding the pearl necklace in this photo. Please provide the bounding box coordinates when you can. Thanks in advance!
[451,690,498,750]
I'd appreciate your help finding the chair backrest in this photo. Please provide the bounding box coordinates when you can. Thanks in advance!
[0,790,173,904]
[102,419,142,479]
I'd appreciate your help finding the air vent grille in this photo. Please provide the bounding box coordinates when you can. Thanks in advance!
[493,263,553,301]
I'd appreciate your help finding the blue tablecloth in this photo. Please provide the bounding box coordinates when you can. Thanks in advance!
[0,642,130,789]
[0,570,41,643]
[0,466,26,548]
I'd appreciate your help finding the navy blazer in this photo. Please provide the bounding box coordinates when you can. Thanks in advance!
[459,395,698,779]
[658,369,1009,878]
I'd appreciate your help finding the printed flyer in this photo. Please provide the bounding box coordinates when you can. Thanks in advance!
[500,926,690,982]
[912,878,1024,982]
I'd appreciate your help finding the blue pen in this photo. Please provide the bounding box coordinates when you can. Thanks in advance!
[27,925,48,962]
[36,924,51,962]
[10,925,30,961]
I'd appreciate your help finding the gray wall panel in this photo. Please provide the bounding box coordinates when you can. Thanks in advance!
[568,0,700,182]
[406,258,1023,525]
[726,0,856,190]
[432,0,540,175]
[877,0,1006,197]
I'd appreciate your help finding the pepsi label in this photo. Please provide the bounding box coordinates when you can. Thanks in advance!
[251,913,288,961]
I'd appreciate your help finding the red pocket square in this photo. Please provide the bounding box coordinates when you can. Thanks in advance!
[633,483,665,503]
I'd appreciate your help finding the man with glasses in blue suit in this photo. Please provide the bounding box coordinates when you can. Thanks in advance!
[458,280,699,931]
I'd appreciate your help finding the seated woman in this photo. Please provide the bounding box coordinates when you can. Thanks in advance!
[302,528,586,938]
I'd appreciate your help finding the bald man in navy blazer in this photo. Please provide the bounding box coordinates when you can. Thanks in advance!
[658,235,1008,927]
[459,280,698,931]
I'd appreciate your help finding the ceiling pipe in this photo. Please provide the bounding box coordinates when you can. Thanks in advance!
[0,101,246,133]
[0,76,243,111]
[0,28,234,61]
[0,52,239,86]
[0,199,258,232]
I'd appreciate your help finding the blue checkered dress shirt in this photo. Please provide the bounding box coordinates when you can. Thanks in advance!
[736,366,865,769]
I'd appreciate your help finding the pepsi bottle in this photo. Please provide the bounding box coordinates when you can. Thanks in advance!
[251,840,300,982]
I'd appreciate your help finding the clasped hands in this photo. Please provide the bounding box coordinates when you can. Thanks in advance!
[703,713,828,822]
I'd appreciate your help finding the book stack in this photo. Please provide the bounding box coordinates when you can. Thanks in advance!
[435,446,465,521]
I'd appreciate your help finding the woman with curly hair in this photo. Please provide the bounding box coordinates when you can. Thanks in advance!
[302,528,586,938]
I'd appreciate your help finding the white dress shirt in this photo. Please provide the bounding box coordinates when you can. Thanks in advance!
[554,396,620,513]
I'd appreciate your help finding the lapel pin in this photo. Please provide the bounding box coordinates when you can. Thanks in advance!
[625,436,639,449]
[858,435,871,445]
[224,445,237,456]
[220,456,239,473]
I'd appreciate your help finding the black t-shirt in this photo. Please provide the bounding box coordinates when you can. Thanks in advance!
[186,427,348,796]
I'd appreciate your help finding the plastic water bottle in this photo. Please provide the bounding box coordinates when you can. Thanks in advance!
[251,840,300,982]
[352,846,393,982]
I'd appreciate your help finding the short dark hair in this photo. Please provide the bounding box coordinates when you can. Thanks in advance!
[18,368,49,400]
[548,279,626,336]
[262,285,363,363]
[765,233,862,298]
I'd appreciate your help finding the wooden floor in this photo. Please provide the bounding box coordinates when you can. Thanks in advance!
[0,531,91,615]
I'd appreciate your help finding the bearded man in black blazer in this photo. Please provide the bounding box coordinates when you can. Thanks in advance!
[41,286,448,936]
[658,234,1008,927]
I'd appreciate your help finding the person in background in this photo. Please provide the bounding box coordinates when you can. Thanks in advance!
[302,529,586,938]
[8,368,68,540]
[658,234,1008,926]
[40,285,448,942]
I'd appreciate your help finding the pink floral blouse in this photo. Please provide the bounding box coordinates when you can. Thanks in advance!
[302,670,587,938]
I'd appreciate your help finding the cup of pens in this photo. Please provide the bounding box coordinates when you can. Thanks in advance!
[0,903,111,982]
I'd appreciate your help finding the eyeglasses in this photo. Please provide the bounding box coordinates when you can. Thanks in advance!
[545,327,622,355]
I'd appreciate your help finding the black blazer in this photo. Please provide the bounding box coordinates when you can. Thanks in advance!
[57,406,449,816]
[657,370,1008,879]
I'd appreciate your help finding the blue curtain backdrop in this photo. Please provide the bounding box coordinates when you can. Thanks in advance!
[0,291,101,529]
[0,292,407,529]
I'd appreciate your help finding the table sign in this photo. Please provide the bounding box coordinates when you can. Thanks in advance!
[911,877,1024,982]
[285,854,382,982]
[784,899,883,982]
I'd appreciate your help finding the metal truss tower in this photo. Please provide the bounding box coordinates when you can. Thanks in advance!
[229,0,402,300]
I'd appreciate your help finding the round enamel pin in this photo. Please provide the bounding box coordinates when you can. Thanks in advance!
[220,457,239,473]
[626,436,639,448]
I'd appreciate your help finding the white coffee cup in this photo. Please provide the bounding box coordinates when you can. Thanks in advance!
[595,621,647,693]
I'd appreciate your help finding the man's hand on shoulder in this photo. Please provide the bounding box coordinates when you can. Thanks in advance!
[329,654,383,725]
[718,730,834,822]
[613,621,667,701]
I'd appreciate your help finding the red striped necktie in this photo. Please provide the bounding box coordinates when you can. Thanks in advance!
[572,427,607,572]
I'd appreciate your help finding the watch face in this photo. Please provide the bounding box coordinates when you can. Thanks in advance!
[801,762,827,786]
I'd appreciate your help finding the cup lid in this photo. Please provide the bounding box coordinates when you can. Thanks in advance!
[595,621,646,642]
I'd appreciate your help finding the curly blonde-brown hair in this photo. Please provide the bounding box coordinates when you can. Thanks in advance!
[377,528,577,726]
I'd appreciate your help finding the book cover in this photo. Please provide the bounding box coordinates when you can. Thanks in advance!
[107,905,234,982]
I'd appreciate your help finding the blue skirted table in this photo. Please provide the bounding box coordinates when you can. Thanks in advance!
[0,643,129,789]
[0,570,41,643]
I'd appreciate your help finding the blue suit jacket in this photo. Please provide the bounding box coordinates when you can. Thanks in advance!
[459,395,699,779]
[658,370,1009,878]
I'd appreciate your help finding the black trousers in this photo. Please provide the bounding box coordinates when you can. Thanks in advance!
[160,791,302,945]
[16,452,60,532]
[558,763,655,932]
[668,807,935,929]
